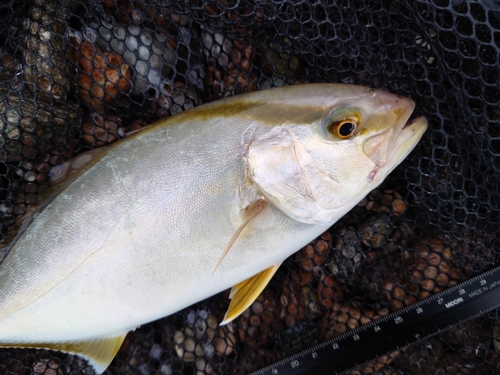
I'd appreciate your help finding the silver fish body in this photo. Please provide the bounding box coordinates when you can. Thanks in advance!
[0,84,427,372]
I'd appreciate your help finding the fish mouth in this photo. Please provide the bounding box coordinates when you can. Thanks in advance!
[403,116,418,128]
[403,115,426,129]
[395,115,428,159]
[397,115,428,149]
[362,101,428,166]
[366,115,427,182]
[387,114,428,168]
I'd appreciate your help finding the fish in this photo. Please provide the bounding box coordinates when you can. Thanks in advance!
[0,84,427,373]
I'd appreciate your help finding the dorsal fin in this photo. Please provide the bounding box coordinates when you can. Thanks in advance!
[0,147,112,264]
[48,147,112,187]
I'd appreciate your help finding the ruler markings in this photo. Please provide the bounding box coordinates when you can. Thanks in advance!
[250,266,500,375]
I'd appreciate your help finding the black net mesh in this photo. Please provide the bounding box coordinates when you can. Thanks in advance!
[0,0,499,374]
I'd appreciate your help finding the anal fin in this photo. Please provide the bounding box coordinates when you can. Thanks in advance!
[0,334,127,374]
[220,262,282,325]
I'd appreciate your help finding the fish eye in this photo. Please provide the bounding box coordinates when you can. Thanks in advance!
[327,118,360,139]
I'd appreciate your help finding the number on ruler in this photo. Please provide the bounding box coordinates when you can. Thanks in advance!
[394,316,403,324]
[416,307,424,314]
[290,360,299,369]
[332,343,339,350]
[312,352,318,359]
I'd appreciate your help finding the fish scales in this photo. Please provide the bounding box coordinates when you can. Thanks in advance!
[0,84,427,373]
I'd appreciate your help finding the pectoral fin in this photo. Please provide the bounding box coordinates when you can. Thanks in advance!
[0,334,127,374]
[212,198,268,275]
[220,262,282,325]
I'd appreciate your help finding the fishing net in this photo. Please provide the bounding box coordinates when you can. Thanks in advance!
[0,0,499,374]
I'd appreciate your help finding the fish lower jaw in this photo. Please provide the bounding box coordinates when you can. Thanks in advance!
[403,115,426,128]
[398,116,428,148]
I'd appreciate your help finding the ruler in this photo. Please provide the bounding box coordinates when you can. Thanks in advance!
[250,266,500,375]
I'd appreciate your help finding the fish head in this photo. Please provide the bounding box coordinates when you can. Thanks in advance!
[246,84,428,224]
